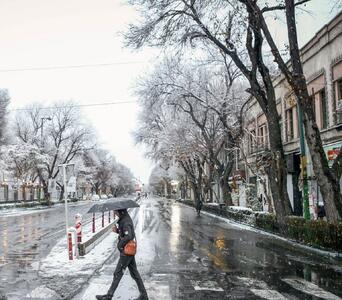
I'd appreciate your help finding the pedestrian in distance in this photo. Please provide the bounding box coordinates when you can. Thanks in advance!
[196,198,203,216]
[96,209,148,300]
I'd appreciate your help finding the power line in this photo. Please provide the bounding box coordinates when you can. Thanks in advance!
[9,100,137,111]
[0,61,145,73]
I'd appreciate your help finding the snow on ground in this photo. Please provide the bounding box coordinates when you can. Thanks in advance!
[26,286,60,299]
[205,202,220,206]
[38,231,116,277]
[0,207,49,218]
[39,215,117,278]
[0,200,90,218]
[228,206,253,212]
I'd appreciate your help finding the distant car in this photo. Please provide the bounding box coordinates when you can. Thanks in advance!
[91,194,100,201]
[100,194,108,199]
[82,195,90,200]
[107,194,113,198]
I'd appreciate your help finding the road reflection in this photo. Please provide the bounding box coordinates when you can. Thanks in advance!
[170,204,181,253]
[0,202,94,298]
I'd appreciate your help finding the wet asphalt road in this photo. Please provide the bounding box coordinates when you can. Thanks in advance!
[77,196,342,300]
[0,202,95,299]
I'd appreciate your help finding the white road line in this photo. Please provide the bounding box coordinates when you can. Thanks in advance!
[250,289,288,300]
[191,280,224,292]
[237,277,287,299]
[282,277,342,300]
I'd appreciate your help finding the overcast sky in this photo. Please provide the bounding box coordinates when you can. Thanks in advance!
[0,0,338,184]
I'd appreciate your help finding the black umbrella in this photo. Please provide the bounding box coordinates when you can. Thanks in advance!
[87,198,140,213]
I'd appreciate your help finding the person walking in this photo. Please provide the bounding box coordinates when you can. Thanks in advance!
[195,198,203,216]
[96,209,148,300]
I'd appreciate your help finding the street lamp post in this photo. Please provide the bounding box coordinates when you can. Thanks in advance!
[59,163,75,240]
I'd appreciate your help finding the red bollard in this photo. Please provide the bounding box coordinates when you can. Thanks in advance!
[75,214,82,243]
[92,213,95,233]
[102,211,104,227]
[108,211,111,223]
[68,232,73,260]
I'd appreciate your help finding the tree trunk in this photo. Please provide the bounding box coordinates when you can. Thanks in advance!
[59,186,64,201]
[43,184,50,205]
[301,105,342,221]
[163,178,168,197]
[266,111,293,220]
[220,174,233,206]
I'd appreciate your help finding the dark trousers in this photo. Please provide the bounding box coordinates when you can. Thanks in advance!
[107,255,147,297]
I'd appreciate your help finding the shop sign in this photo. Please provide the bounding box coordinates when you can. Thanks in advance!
[324,143,342,167]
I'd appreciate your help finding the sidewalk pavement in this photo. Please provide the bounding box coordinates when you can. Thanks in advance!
[26,212,117,299]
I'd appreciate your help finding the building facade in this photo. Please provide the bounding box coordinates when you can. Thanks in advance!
[238,12,342,218]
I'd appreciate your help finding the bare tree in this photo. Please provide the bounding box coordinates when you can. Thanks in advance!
[0,89,10,146]
[134,75,209,206]
[80,148,115,195]
[13,102,95,202]
[125,0,293,219]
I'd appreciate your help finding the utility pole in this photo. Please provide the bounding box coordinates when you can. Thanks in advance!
[297,102,310,220]
[59,163,75,238]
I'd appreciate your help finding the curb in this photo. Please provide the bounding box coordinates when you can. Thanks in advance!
[78,220,117,256]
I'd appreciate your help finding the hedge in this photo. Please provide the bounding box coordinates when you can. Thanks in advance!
[178,199,342,252]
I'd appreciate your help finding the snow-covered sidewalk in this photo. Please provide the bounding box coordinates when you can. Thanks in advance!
[0,200,90,218]
[27,215,119,299]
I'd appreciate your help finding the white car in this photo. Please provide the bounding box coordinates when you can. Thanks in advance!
[91,194,100,201]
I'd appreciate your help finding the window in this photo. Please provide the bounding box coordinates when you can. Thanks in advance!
[308,94,316,121]
[258,124,268,150]
[320,89,328,129]
[309,88,328,129]
[332,62,342,124]
[285,108,294,141]
[249,129,256,154]
[335,79,342,124]
[336,79,342,101]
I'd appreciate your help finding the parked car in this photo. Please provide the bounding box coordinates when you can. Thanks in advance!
[91,194,100,201]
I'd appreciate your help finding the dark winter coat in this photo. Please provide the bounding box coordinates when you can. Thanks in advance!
[196,200,203,211]
[116,211,135,256]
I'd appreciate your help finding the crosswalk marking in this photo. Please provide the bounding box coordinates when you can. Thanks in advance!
[250,289,288,300]
[191,280,224,292]
[237,277,287,299]
[282,277,341,300]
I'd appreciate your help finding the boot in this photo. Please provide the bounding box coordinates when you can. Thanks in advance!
[96,295,112,300]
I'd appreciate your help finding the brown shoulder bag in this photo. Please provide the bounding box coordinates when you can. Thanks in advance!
[123,239,137,256]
